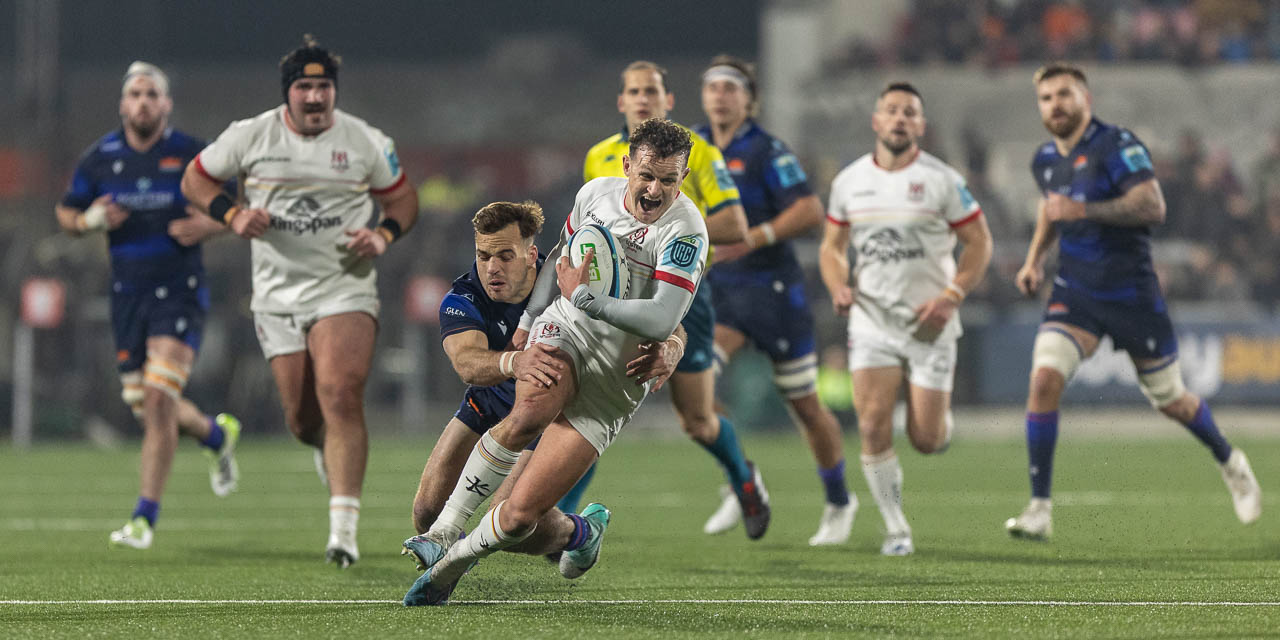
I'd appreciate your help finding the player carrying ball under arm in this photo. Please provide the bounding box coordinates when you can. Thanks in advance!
[57,61,241,550]
[820,82,993,556]
[403,118,708,606]
[1005,63,1260,540]
[181,35,419,567]
[697,55,854,545]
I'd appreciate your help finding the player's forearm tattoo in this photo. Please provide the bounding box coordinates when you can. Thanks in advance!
[1084,182,1165,226]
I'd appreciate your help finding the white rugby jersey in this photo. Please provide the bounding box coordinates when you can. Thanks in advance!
[194,106,406,313]
[826,150,982,341]
[542,177,709,355]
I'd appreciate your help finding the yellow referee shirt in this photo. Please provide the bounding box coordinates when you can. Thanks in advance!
[583,123,741,218]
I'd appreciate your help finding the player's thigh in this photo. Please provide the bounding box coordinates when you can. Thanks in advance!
[417,418,482,505]
[268,350,320,427]
[675,283,717,373]
[851,366,903,428]
[714,323,748,361]
[307,312,378,393]
[145,335,195,369]
[906,383,951,434]
[1038,321,1101,358]
[503,420,599,526]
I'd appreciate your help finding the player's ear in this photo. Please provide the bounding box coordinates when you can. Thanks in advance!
[665,91,675,112]
[622,153,632,177]
[617,92,626,115]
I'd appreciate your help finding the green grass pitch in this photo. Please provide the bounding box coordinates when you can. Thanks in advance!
[2,429,1277,638]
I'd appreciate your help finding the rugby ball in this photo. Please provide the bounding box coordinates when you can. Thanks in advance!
[566,224,630,299]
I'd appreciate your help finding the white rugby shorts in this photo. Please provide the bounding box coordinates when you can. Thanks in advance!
[847,326,957,393]
[253,296,380,360]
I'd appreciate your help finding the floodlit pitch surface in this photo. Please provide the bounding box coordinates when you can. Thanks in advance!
[2,419,1277,638]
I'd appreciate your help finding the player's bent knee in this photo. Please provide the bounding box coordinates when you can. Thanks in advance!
[1031,330,1082,383]
[142,355,189,402]
[773,354,818,400]
[1137,359,1186,410]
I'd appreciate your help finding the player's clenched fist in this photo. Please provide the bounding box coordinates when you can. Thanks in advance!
[229,207,270,239]
[1015,262,1043,297]
[831,284,854,317]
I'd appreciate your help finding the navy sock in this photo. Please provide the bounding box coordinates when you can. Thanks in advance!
[132,497,159,527]
[200,416,225,452]
[700,416,752,488]
[556,462,596,515]
[1027,411,1058,499]
[1182,400,1232,464]
[817,460,851,506]
[563,513,589,551]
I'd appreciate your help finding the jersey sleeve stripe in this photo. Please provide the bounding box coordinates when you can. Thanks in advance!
[825,214,850,226]
[948,209,983,229]
[192,155,225,183]
[369,172,407,195]
[565,216,575,236]
[654,270,697,293]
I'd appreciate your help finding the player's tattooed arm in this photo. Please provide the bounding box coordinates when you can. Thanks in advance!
[818,220,854,316]
[1082,178,1166,227]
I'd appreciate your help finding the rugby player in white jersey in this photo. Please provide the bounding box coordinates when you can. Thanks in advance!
[402,118,707,606]
[819,82,993,555]
[180,35,419,567]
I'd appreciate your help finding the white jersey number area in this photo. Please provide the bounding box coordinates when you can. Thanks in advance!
[826,151,981,342]
[194,106,406,314]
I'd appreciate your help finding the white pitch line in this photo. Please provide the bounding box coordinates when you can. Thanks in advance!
[2,599,1278,607]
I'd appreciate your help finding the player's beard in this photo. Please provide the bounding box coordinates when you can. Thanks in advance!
[1044,108,1084,138]
[126,114,162,140]
[879,133,915,156]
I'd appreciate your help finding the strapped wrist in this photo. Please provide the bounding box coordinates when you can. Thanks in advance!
[208,193,239,225]
[377,218,403,244]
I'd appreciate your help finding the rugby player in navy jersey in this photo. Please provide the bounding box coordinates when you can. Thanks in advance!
[404,201,682,567]
[696,56,853,545]
[55,62,241,550]
[1005,63,1261,540]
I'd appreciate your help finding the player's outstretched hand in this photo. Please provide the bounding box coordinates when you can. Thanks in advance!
[230,208,270,239]
[913,296,957,343]
[1044,192,1086,222]
[1015,263,1043,297]
[514,343,565,388]
[168,205,225,246]
[626,339,681,391]
[556,248,593,300]
[831,285,854,317]
[344,228,389,258]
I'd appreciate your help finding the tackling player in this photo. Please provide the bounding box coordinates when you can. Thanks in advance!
[403,119,707,605]
[57,61,241,550]
[181,36,419,567]
[820,82,993,555]
[696,55,854,545]
[572,60,771,540]
[1005,63,1261,539]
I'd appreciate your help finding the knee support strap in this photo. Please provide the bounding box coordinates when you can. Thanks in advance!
[1031,330,1083,381]
[143,354,190,401]
[773,353,818,400]
[120,371,145,418]
[1137,359,1185,409]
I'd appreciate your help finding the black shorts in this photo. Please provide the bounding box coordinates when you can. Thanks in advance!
[1043,282,1177,359]
[111,278,209,372]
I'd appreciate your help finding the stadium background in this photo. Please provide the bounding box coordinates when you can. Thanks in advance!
[3,0,1280,444]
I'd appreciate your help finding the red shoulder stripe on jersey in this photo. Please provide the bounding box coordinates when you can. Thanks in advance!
[826,214,850,227]
[948,209,983,229]
[654,270,696,293]
[565,216,575,236]
[370,172,407,195]
[192,155,224,184]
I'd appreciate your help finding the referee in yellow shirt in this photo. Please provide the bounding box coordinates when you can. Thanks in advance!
[556,61,770,541]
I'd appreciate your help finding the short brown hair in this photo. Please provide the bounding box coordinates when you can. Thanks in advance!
[620,60,668,93]
[705,54,759,116]
[472,201,544,239]
[629,118,692,163]
[880,81,923,107]
[1033,62,1088,87]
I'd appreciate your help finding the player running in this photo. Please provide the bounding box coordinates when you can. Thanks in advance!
[181,36,419,567]
[569,60,771,540]
[57,62,241,550]
[1005,63,1261,540]
[403,119,707,605]
[696,55,854,545]
[820,82,993,555]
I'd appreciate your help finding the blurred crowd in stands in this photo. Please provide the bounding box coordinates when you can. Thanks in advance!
[831,0,1280,69]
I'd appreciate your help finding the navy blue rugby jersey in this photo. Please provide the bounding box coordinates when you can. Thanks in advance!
[695,120,812,279]
[61,128,207,289]
[1031,117,1160,301]
[439,254,546,402]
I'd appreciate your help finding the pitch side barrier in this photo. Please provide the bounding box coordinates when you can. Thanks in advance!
[965,316,1280,405]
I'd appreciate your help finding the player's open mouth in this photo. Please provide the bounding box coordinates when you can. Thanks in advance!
[488,280,506,290]
[638,195,661,212]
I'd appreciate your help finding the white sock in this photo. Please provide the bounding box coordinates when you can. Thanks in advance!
[329,495,360,543]
[431,432,520,538]
[861,450,910,536]
[435,501,534,584]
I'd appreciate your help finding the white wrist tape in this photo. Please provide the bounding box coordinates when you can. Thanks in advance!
[759,222,777,246]
[82,202,109,231]
[499,351,517,378]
